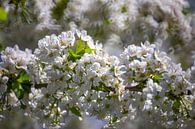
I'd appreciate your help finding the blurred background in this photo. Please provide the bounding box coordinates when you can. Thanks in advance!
[0,0,195,68]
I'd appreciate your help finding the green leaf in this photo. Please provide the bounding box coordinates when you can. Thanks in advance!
[103,18,112,25]
[0,7,7,21]
[52,0,69,20]
[112,115,118,123]
[121,6,127,13]
[165,91,177,100]
[20,100,27,109]
[68,39,94,62]
[69,106,82,117]
[172,100,181,114]
[150,74,163,82]
[17,70,31,96]
[0,42,4,51]
[21,81,32,94]
[85,46,93,53]
[92,82,115,92]
[17,69,30,83]
[68,49,82,62]
[75,39,86,54]
[14,84,24,100]
[122,109,128,114]
[182,7,192,16]
[8,69,32,100]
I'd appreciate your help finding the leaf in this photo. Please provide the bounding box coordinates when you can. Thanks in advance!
[121,6,127,13]
[69,106,82,117]
[21,81,32,94]
[85,46,93,53]
[68,39,94,62]
[172,100,181,114]
[17,70,31,96]
[112,116,118,123]
[165,91,177,100]
[0,42,4,51]
[17,69,30,83]
[92,82,115,92]
[151,74,163,82]
[14,84,24,100]
[182,7,192,16]
[8,69,32,100]
[103,18,112,25]
[122,109,128,114]
[68,49,81,62]
[52,0,69,20]
[75,39,86,54]
[0,7,7,22]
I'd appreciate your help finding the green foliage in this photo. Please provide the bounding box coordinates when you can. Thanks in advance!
[92,82,115,92]
[111,115,118,123]
[69,106,82,117]
[17,69,30,83]
[52,0,69,20]
[68,39,94,62]
[108,115,119,127]
[165,84,190,117]
[6,0,36,23]
[103,18,112,25]
[7,69,32,100]
[172,100,181,114]
[121,6,127,13]
[9,0,26,5]
[0,7,7,22]
[20,6,33,23]
[182,7,192,16]
[150,72,164,83]
[0,42,4,51]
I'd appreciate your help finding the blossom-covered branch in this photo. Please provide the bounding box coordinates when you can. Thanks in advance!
[0,29,194,129]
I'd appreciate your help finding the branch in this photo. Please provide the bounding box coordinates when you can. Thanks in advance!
[125,86,142,91]
[34,83,48,89]
[34,83,142,92]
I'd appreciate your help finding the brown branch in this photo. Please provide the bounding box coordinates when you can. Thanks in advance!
[35,83,48,89]
[34,83,142,92]
[125,86,142,91]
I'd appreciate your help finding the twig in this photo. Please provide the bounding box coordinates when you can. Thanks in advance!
[125,86,141,91]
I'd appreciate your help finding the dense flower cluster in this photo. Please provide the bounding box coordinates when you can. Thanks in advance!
[27,29,124,128]
[0,46,32,108]
[0,29,194,129]
[119,43,194,128]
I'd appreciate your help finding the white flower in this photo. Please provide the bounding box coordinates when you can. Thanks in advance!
[0,29,194,129]
[143,99,153,111]
[129,60,147,73]
[7,92,19,107]
[0,45,33,73]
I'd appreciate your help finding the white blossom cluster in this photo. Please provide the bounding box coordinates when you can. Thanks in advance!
[0,45,32,72]
[26,29,125,128]
[119,43,195,128]
[0,45,33,108]
[0,29,194,129]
